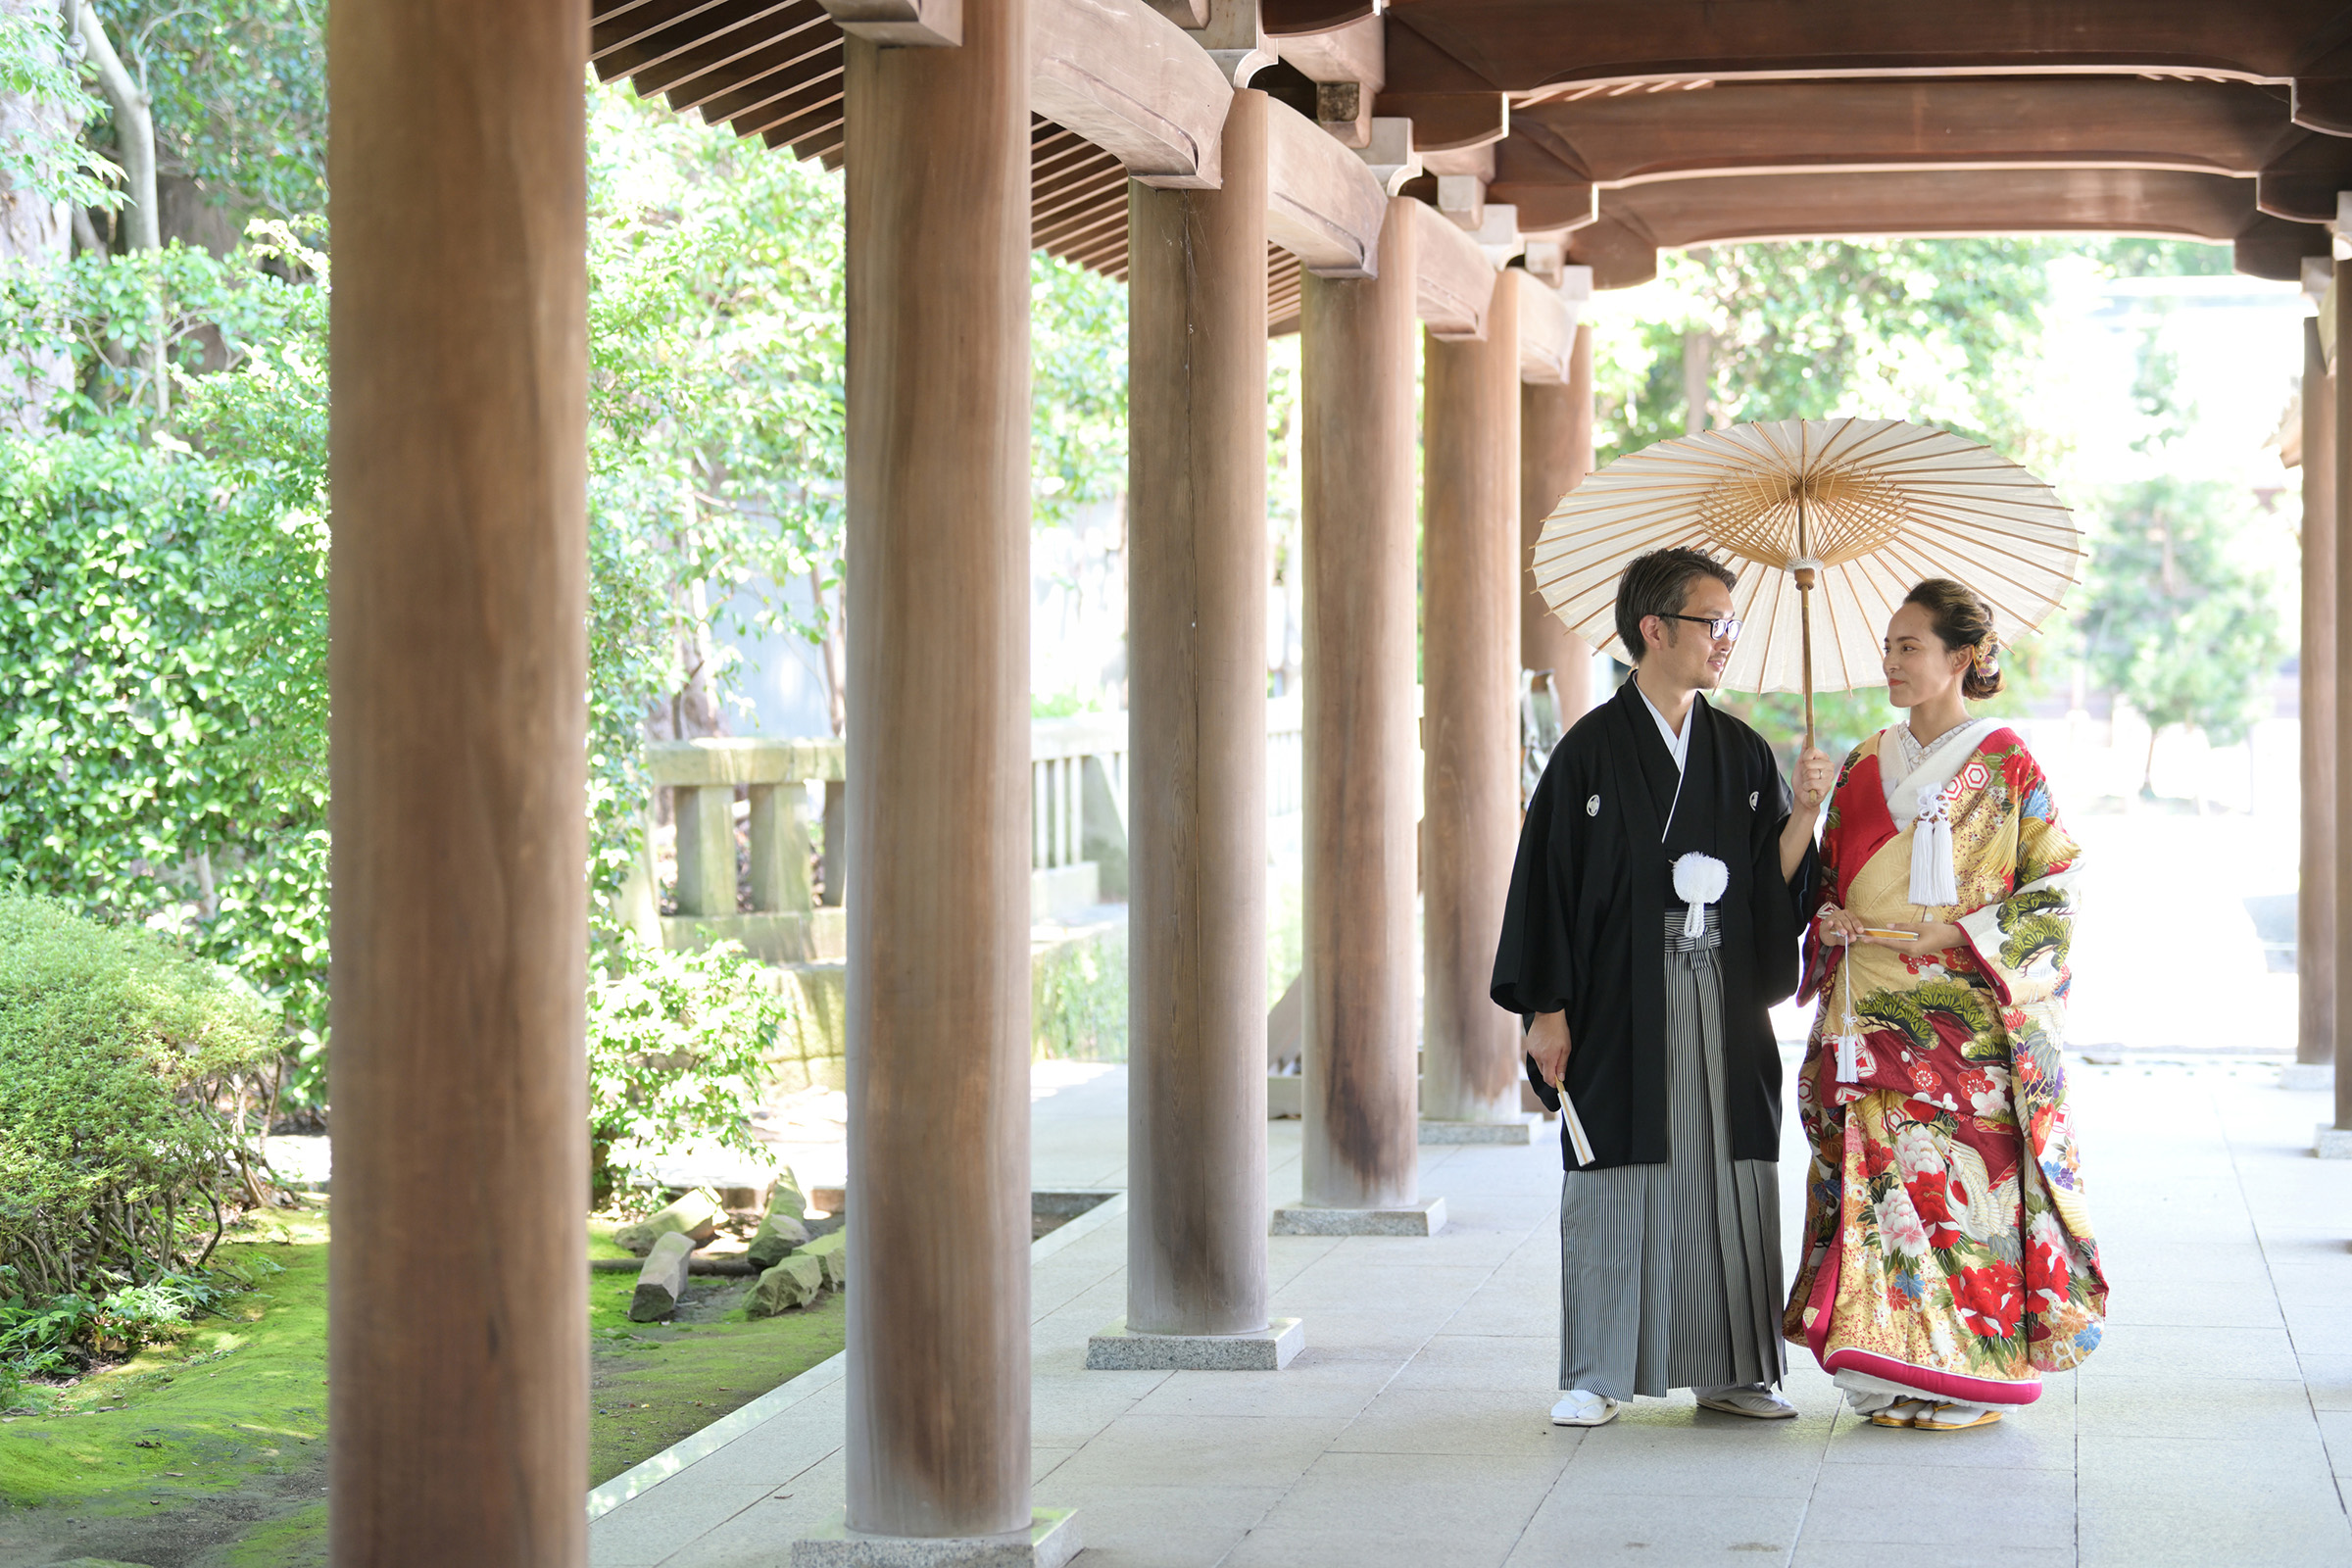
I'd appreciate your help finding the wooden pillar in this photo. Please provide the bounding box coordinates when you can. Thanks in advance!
[1298,199,1422,1212]
[2334,255,2352,1134]
[1421,270,1522,1126]
[1521,324,1594,716]
[841,0,1033,1539]
[2305,316,2337,1070]
[1124,90,1271,1337]
[327,2,588,1563]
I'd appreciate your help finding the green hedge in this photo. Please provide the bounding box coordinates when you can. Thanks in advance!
[0,894,278,1308]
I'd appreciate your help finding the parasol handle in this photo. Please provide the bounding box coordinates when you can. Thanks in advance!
[1793,563,1817,753]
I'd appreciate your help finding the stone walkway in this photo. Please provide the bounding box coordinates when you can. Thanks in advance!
[588,1055,2352,1567]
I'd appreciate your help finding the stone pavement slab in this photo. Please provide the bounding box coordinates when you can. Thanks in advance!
[591,1057,2352,1567]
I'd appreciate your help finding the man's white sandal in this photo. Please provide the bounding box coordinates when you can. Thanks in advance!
[1694,1385,1797,1420]
[1551,1390,1619,1427]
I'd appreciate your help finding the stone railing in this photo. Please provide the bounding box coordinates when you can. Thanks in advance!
[644,699,1316,965]
[1267,692,1304,819]
[644,736,846,965]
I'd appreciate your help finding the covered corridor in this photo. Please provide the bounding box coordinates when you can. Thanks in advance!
[329,1,2352,1561]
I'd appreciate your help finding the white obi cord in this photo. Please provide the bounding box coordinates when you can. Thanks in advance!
[1672,852,1729,943]
[1910,783,1961,906]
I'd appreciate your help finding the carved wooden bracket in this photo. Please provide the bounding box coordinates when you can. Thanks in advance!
[1414,198,1497,340]
[1035,0,1236,188]
[1512,268,1578,386]
[818,0,960,48]
[1266,95,1392,275]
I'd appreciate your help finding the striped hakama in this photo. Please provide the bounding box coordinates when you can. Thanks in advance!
[1557,909,1787,1398]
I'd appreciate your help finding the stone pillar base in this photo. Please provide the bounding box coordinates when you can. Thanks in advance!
[2317,1124,2352,1158]
[1085,1316,1303,1371]
[792,1509,1080,1568]
[2282,1063,2336,1092]
[1271,1197,1446,1236]
[1418,1116,1539,1145]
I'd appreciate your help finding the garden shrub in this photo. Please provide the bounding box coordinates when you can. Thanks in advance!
[1034,924,1126,1062]
[0,894,278,1365]
[588,938,794,1206]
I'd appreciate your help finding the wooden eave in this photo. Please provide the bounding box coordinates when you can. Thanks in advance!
[591,0,2350,298]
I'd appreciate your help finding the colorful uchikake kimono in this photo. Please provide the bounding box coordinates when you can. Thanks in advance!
[1783,719,2107,1407]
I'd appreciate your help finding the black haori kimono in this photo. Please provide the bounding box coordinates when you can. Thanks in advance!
[1492,676,1813,1399]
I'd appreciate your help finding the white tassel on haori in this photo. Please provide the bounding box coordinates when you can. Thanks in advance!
[1910,783,1960,906]
[1672,852,1729,942]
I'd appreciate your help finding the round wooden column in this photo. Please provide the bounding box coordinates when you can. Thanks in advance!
[2304,316,2337,1070]
[1422,270,1523,1126]
[1125,90,1271,1336]
[1521,324,1594,716]
[1298,199,1421,1210]
[842,2,1034,1540]
[2333,256,2352,1133]
[327,2,588,1563]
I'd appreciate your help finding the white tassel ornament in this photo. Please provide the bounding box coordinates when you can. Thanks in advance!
[1830,931,1864,1085]
[1672,852,1729,942]
[1909,784,1959,906]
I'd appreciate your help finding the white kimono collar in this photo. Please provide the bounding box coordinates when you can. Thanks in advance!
[1881,716,2000,819]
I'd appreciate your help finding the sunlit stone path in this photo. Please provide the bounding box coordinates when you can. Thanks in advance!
[589,1056,2352,1568]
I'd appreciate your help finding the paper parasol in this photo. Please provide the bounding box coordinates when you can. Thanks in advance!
[1530,416,2082,743]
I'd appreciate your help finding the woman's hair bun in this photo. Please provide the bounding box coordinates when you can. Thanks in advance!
[1903,577,2004,700]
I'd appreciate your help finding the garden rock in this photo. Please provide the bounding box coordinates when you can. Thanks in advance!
[615,1189,722,1255]
[628,1231,693,1322]
[750,1253,824,1316]
[800,1229,847,1291]
[745,1172,812,1269]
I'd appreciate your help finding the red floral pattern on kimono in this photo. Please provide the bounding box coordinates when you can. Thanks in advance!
[1782,726,2106,1406]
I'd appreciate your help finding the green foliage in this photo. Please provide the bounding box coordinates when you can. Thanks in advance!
[2078,476,2287,784]
[2084,237,2234,278]
[1031,252,1128,527]
[100,0,328,219]
[0,226,331,1072]
[1033,926,1126,1061]
[587,940,793,1203]
[1593,239,2058,468]
[0,893,277,1370]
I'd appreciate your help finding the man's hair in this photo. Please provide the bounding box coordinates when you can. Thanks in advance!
[1614,547,1740,662]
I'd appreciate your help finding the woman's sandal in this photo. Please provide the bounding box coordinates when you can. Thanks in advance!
[1910,1402,2002,1432]
[1867,1398,1936,1428]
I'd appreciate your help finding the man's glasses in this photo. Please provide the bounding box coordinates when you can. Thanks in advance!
[1658,613,1742,642]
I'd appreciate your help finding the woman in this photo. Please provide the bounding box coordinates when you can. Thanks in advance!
[1783,578,2106,1431]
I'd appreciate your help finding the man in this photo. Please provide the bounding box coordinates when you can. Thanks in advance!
[1492,547,1831,1427]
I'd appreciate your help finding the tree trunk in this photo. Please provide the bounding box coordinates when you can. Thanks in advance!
[70,2,166,418]
[1683,328,1713,435]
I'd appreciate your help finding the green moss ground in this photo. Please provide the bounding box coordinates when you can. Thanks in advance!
[0,1208,845,1567]
[588,1279,845,1486]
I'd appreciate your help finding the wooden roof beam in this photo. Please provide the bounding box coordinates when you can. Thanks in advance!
[601,2,815,91]
[1503,75,2300,191]
[1380,1,2346,96]
[668,27,839,119]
